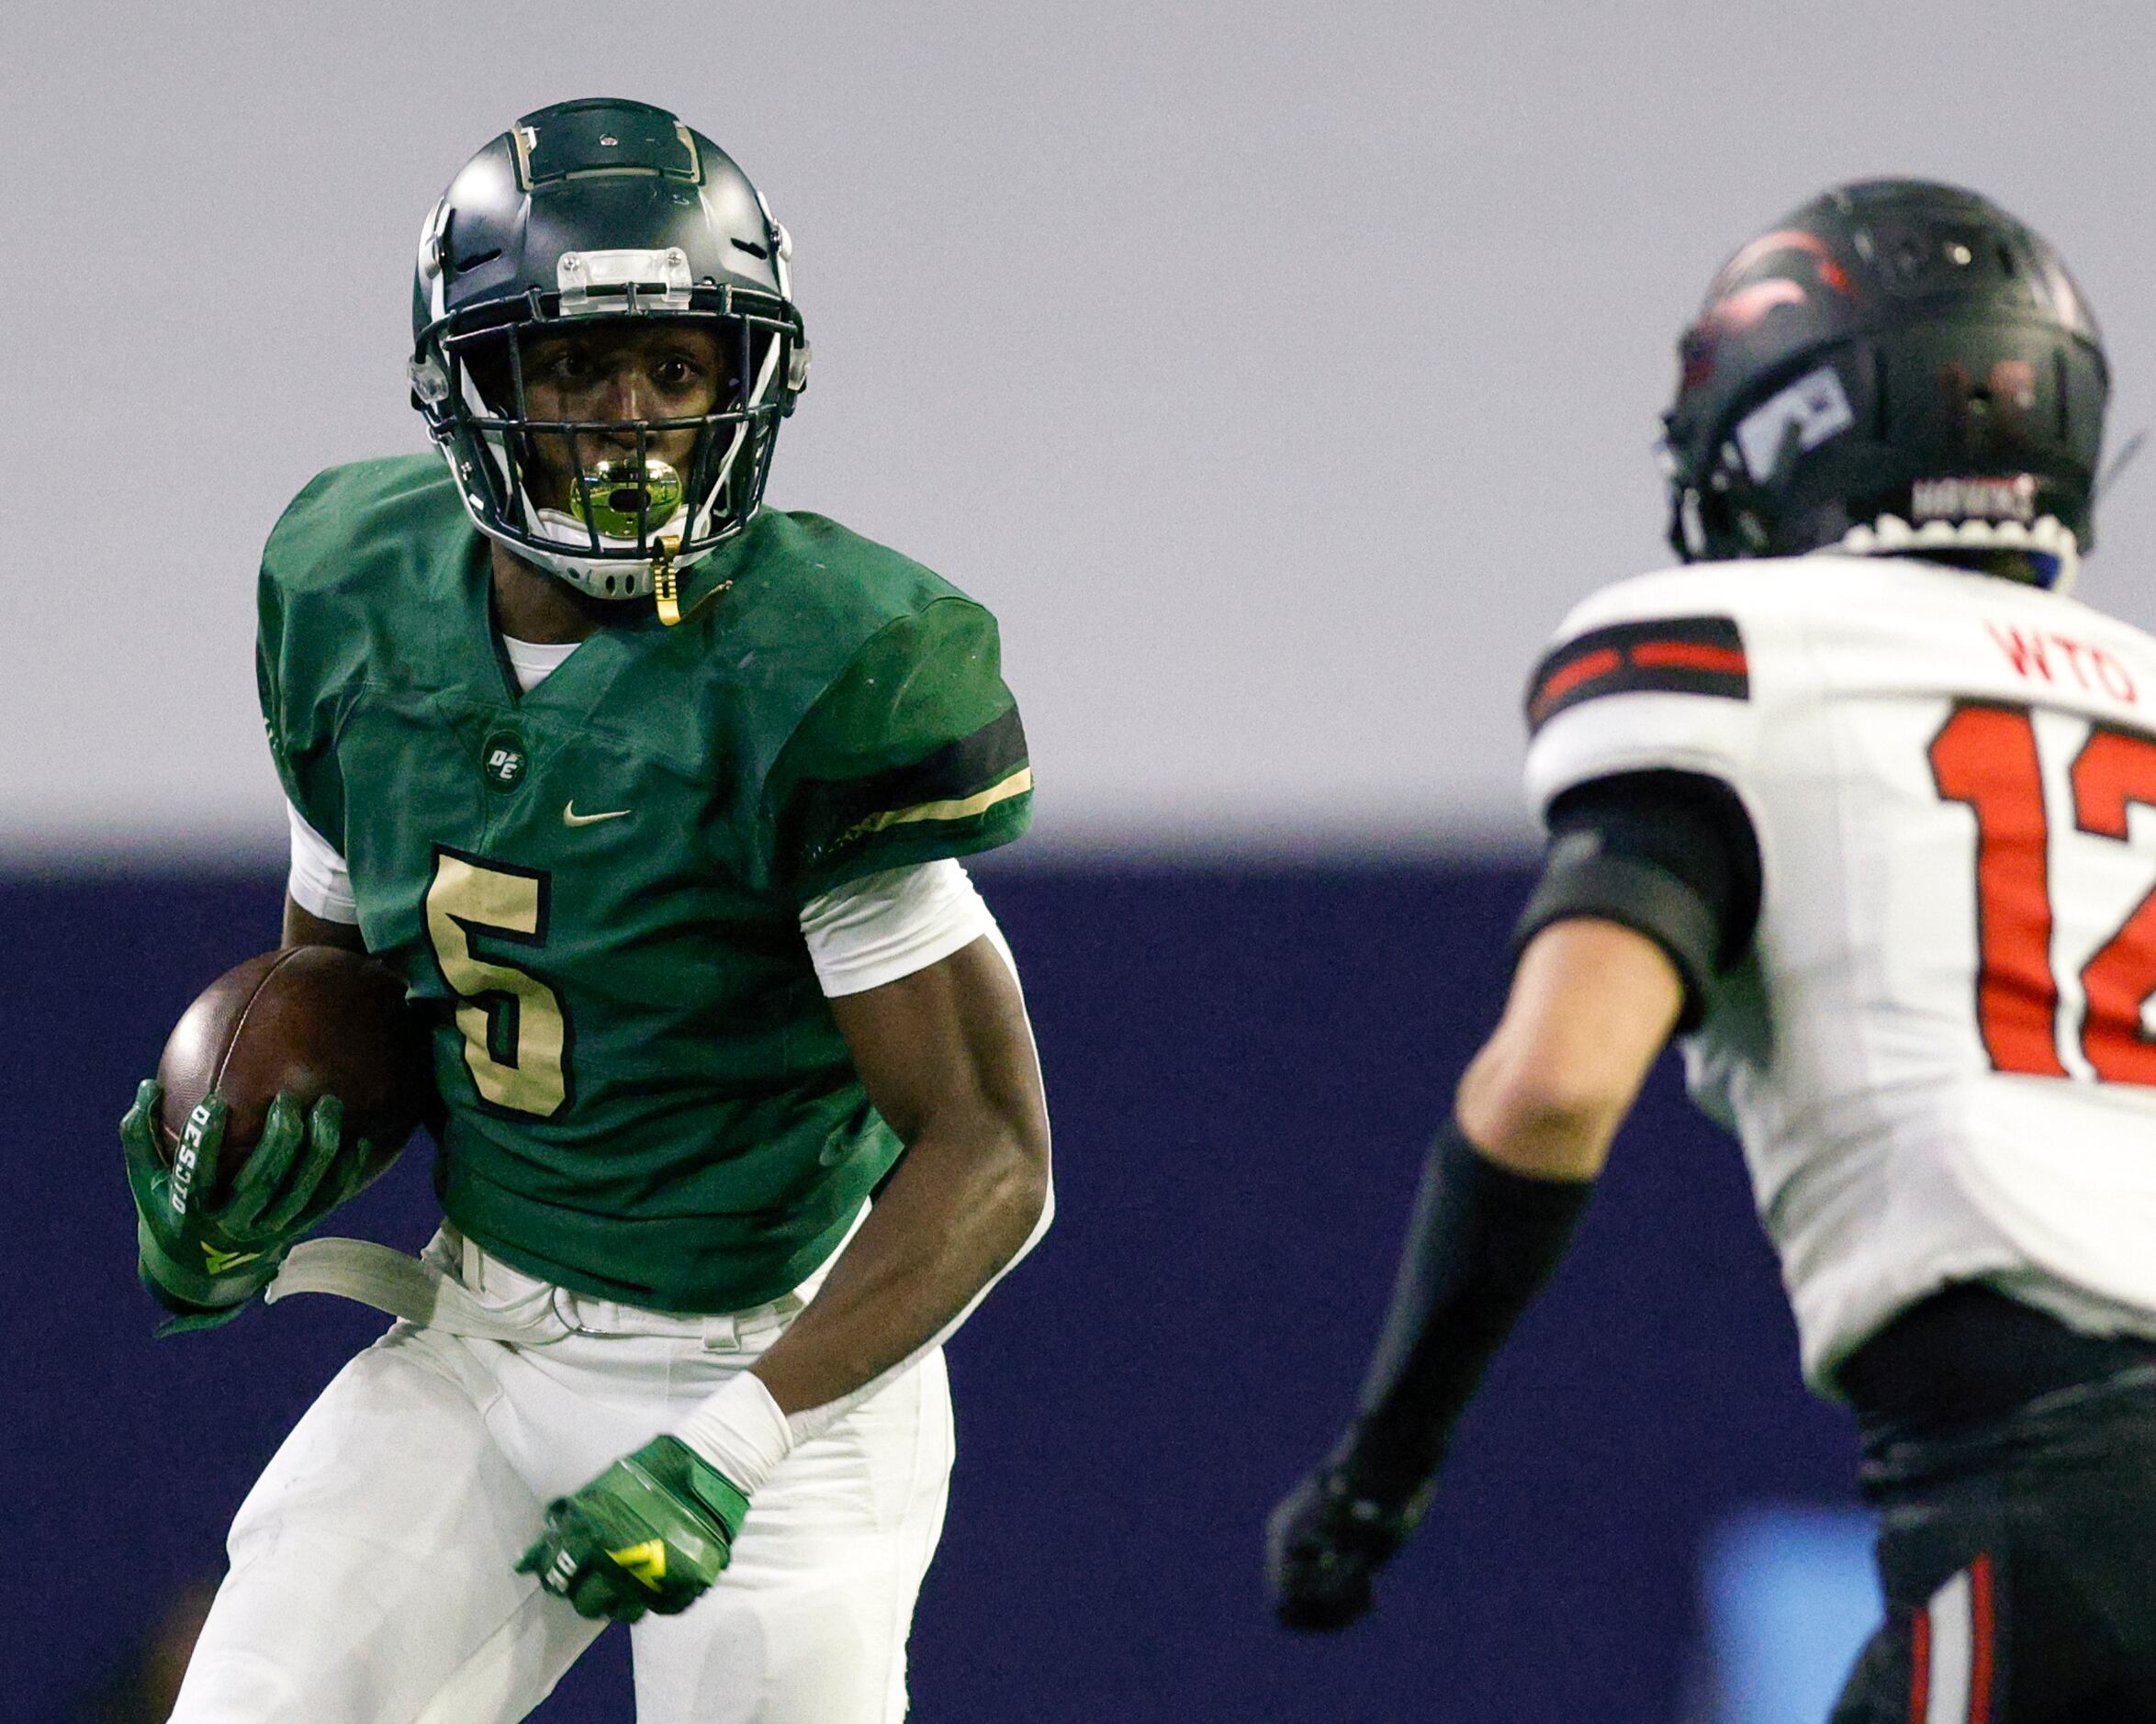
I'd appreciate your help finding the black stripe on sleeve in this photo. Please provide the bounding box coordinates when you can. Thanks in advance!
[794,704,1029,864]
[1524,614,1748,734]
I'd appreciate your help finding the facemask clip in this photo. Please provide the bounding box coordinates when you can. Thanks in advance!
[653,536,732,628]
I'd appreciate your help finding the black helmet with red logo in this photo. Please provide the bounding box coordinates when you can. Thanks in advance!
[1661,179,2107,590]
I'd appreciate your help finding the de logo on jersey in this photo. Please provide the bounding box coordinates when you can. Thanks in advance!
[482,731,530,794]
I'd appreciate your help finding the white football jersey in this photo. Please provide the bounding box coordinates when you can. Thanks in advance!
[1523,552,2156,1390]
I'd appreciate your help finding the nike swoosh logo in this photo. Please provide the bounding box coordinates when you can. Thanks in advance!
[609,1539,668,1589]
[563,802,632,827]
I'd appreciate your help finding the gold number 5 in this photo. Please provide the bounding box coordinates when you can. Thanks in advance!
[425,850,570,1118]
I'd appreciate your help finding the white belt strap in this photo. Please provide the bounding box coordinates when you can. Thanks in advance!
[263,1236,565,1345]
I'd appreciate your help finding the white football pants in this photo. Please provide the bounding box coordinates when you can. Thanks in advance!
[169,1231,954,1723]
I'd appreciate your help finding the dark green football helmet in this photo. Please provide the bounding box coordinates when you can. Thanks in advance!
[409,98,810,602]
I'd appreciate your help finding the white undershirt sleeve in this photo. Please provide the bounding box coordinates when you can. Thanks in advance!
[286,798,359,924]
[798,858,997,996]
[296,816,996,967]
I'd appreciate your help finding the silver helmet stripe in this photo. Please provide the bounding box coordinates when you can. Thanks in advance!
[416,197,452,325]
[690,325,784,543]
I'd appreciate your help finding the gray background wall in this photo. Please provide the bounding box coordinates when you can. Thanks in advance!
[12,9,2156,1718]
[10,0,2156,859]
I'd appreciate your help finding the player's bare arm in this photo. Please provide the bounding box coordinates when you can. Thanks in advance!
[1267,916,1682,1629]
[1455,918,1682,1181]
[1268,756,1756,1629]
[755,934,1051,1416]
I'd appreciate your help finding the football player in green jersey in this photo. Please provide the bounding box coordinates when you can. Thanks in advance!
[145,99,1052,1724]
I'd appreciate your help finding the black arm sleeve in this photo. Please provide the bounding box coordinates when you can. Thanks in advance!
[1335,773,1756,1498]
[1345,1121,1592,1491]
[1512,769,1761,1030]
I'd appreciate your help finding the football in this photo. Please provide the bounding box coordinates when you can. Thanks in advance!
[155,946,434,1204]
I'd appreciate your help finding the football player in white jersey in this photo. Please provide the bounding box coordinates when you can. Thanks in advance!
[1268,180,2156,1719]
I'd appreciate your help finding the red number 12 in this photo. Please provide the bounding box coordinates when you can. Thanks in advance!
[1930,701,2156,1083]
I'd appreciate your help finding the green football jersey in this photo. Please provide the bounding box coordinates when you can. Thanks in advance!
[257,454,1032,1312]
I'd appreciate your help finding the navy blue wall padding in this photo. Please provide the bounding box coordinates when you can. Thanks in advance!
[4,863,1856,1722]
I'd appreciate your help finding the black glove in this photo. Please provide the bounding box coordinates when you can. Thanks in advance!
[1269,1123,1592,1631]
[1266,1443,1432,1631]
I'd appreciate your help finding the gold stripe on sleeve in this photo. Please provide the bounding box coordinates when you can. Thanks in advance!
[843,767,1034,842]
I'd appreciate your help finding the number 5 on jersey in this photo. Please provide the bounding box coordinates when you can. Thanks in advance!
[425,849,572,1117]
[1930,701,2156,1085]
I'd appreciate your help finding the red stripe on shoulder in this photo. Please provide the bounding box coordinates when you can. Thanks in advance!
[1531,647,1623,718]
[1629,641,1748,677]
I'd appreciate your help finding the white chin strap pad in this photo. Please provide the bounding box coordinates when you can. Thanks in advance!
[514,507,702,599]
[1838,511,2081,595]
[421,417,666,601]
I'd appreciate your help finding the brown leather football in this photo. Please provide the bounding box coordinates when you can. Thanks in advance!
[155,946,434,1203]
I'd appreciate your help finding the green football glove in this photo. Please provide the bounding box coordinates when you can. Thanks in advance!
[517,1436,750,1624]
[121,1079,373,1333]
